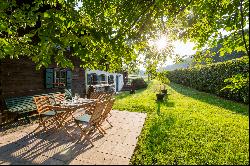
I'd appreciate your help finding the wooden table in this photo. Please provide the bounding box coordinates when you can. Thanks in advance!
[47,98,97,137]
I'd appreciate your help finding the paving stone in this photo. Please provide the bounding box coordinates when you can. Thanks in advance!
[74,145,98,160]
[90,151,114,165]
[1,110,147,165]
[0,142,21,154]
[122,135,139,146]
[68,158,93,165]
[97,140,118,154]
[24,155,66,165]
[111,143,135,159]
[0,131,28,144]
[20,124,39,134]
[110,155,130,165]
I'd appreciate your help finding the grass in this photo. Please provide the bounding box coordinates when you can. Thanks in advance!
[113,80,249,165]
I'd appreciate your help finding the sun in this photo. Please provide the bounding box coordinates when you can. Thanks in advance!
[155,36,167,51]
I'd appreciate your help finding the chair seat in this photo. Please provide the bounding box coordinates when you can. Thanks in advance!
[56,110,66,113]
[74,114,91,123]
[41,110,56,116]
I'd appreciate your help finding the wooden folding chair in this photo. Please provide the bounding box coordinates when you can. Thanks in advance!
[73,100,107,145]
[34,96,73,138]
[98,98,115,133]
[33,96,59,132]
[52,93,69,125]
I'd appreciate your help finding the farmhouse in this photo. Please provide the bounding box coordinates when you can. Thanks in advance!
[0,57,124,124]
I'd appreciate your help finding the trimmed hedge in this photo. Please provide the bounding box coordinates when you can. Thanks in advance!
[167,56,249,104]
[131,78,148,90]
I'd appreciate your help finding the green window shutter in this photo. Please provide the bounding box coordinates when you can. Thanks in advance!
[45,68,54,88]
[66,70,72,88]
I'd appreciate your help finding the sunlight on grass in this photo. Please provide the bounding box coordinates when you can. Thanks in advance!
[113,80,249,165]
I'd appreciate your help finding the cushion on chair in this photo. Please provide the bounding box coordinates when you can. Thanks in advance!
[55,110,66,113]
[64,89,72,100]
[74,114,91,123]
[41,110,56,116]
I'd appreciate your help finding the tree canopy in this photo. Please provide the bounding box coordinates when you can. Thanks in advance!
[0,0,249,71]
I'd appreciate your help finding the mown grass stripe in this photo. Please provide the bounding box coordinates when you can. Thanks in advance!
[113,80,249,165]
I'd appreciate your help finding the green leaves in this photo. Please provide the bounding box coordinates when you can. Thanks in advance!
[43,12,50,18]
[0,0,249,70]
[168,56,249,103]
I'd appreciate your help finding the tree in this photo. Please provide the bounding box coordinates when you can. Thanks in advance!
[176,0,249,58]
[0,0,249,71]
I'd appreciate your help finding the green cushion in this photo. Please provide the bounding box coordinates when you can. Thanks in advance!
[74,114,91,122]
[64,89,72,100]
[41,110,56,116]
[5,96,36,113]
[55,110,66,113]
[4,92,64,114]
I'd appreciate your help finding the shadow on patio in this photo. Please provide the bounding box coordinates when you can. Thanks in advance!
[0,122,99,165]
[0,110,147,165]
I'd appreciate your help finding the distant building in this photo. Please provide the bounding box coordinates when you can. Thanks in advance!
[85,69,124,93]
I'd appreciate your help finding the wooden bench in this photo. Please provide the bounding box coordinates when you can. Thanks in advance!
[4,92,63,123]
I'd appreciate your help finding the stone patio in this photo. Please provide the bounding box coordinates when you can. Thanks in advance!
[0,110,147,165]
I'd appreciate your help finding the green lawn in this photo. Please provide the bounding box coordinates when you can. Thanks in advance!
[113,80,249,165]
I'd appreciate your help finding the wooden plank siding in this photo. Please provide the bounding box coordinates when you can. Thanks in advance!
[0,57,86,124]
[71,67,86,97]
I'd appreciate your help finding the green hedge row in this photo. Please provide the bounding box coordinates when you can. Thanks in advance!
[167,56,249,104]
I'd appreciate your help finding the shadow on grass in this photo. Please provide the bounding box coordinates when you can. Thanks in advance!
[115,87,147,100]
[156,99,175,115]
[131,114,176,165]
[170,83,249,116]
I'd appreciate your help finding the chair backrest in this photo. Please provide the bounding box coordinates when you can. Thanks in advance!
[90,92,102,99]
[101,98,115,121]
[89,100,107,125]
[53,93,65,104]
[93,92,113,101]
[33,96,51,114]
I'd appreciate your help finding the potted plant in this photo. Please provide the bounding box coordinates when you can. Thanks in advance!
[155,85,165,101]
[156,93,165,101]
[161,84,168,95]
[130,82,135,94]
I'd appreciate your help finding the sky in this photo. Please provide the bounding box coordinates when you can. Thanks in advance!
[139,40,197,71]
[74,1,197,71]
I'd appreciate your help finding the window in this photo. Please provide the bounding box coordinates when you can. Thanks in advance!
[45,68,71,89]
[108,75,114,84]
[87,73,98,85]
[54,68,66,88]
[99,74,106,84]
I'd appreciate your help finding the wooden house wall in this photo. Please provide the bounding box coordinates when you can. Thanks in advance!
[0,57,86,113]
[71,67,86,97]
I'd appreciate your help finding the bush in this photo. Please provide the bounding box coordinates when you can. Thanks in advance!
[167,56,249,104]
[131,78,148,90]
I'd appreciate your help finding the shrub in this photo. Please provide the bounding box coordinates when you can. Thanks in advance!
[131,78,148,90]
[167,56,249,104]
